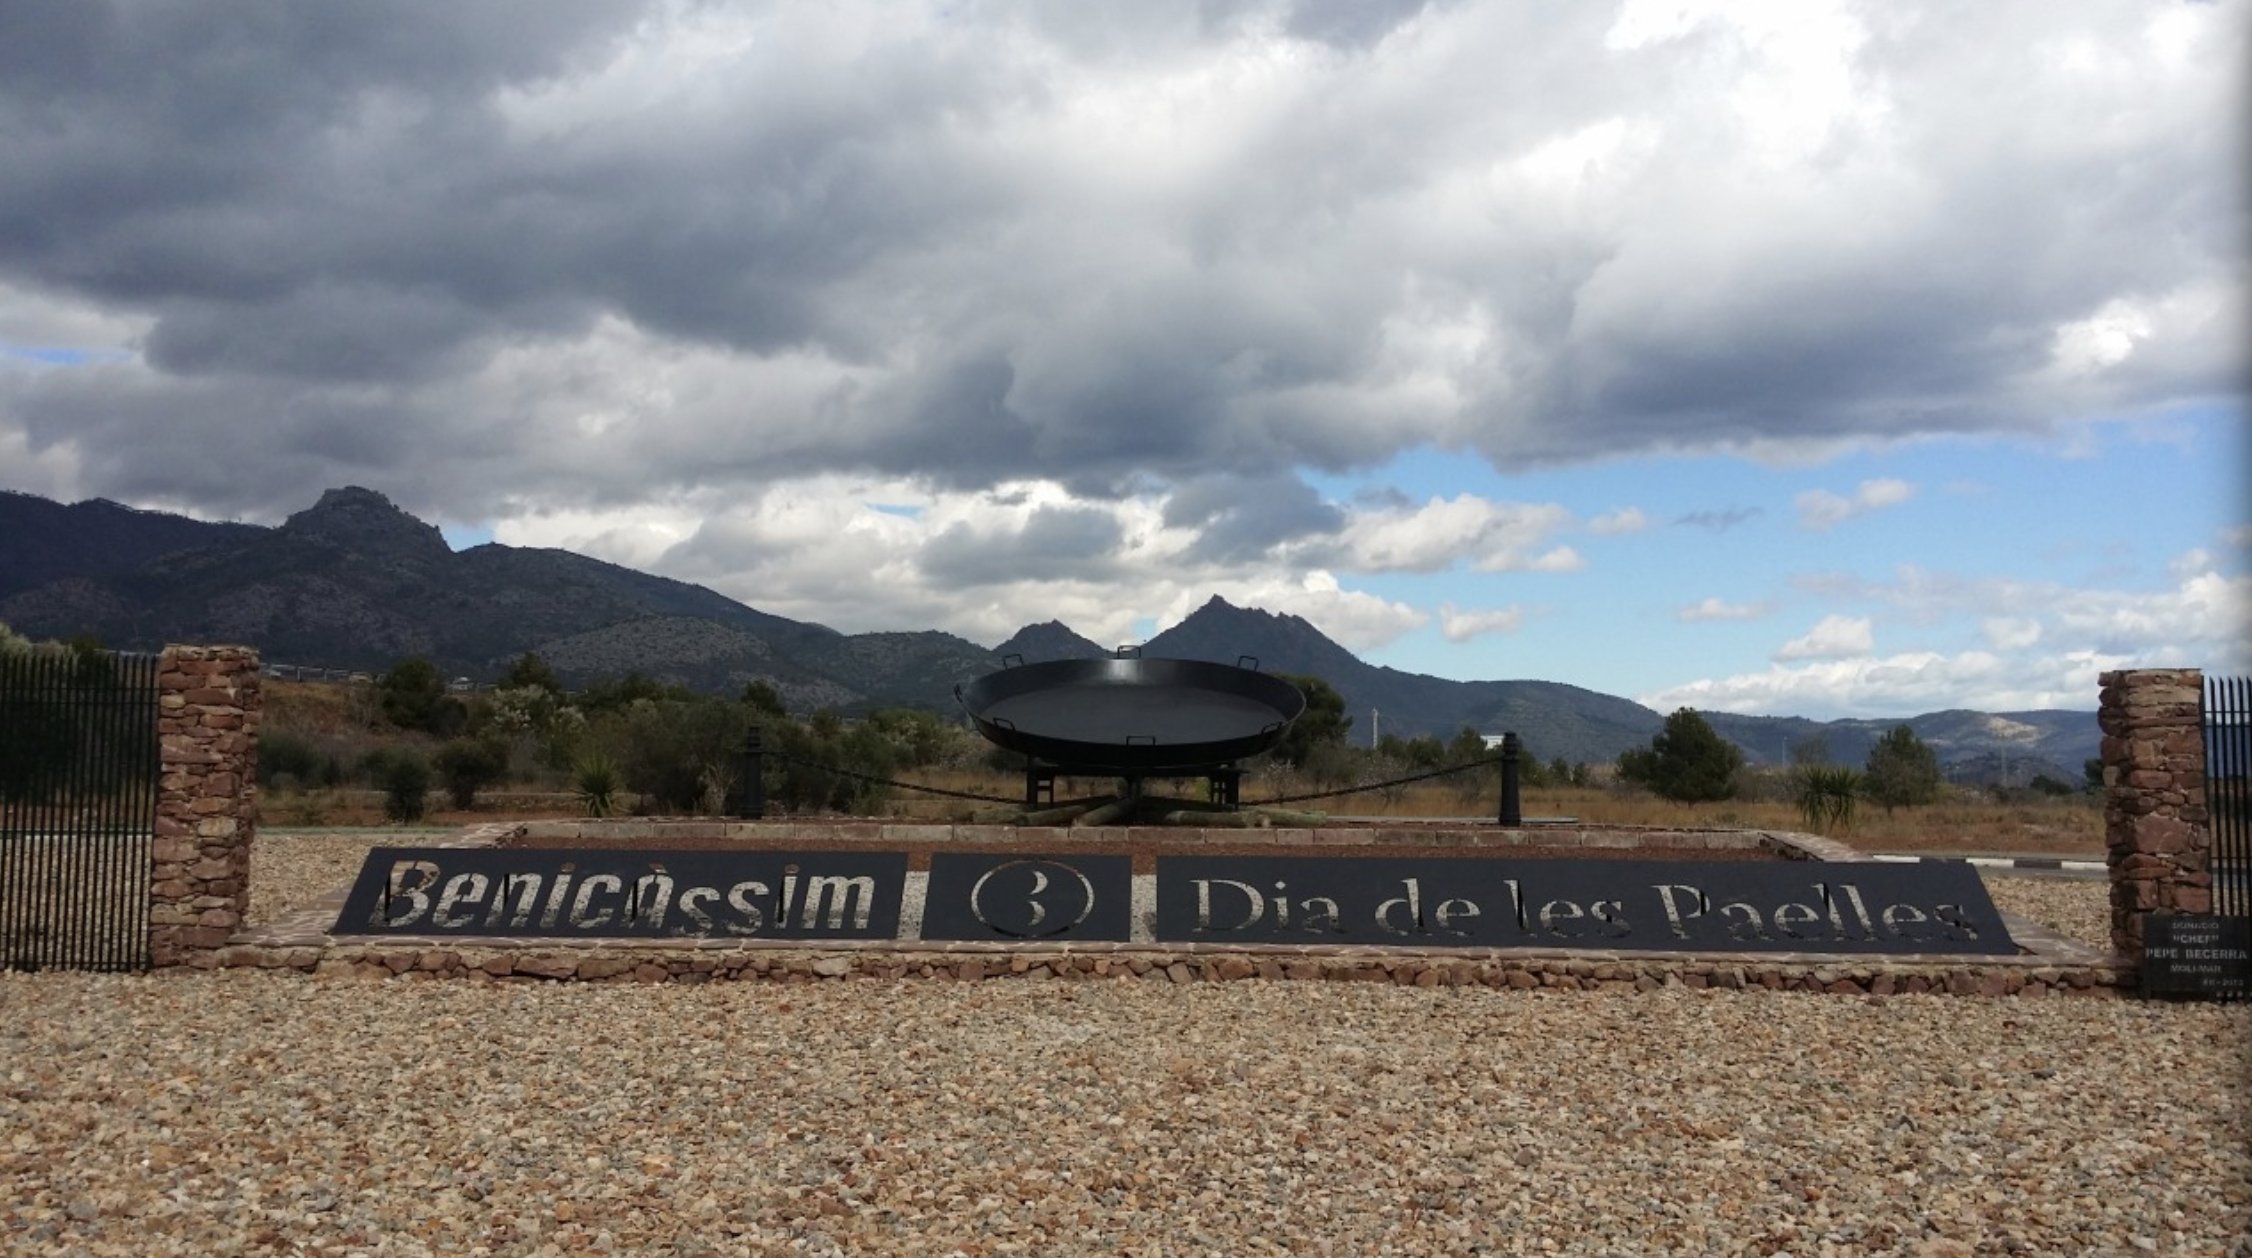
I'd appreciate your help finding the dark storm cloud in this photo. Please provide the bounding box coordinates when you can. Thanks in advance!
[1162,474,1347,563]
[0,0,2240,527]
[0,3,633,300]
[142,285,493,382]
[918,505,1128,586]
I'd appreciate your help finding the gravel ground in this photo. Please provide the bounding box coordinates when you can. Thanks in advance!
[3,971,2246,1255]
[0,835,2232,1253]
[245,833,378,927]
[1978,878,2116,955]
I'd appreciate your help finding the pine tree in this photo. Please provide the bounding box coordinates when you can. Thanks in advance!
[1273,674,1352,768]
[1863,725,1942,811]
[1617,708,1743,803]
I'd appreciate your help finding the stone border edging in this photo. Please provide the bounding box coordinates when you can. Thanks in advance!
[1865,854,2108,876]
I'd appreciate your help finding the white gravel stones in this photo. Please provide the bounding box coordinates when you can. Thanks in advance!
[1978,876,2114,953]
[246,833,382,927]
[123,835,2228,1251]
[3,969,2247,1255]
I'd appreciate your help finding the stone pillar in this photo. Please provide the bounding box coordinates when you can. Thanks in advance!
[2097,668,2210,962]
[152,645,262,968]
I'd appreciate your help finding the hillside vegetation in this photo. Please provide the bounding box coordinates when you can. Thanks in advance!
[0,484,2102,774]
[251,674,2102,855]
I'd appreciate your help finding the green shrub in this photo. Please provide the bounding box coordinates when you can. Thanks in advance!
[378,752,432,823]
[260,730,325,790]
[765,715,896,814]
[378,657,456,733]
[610,697,751,814]
[434,737,510,809]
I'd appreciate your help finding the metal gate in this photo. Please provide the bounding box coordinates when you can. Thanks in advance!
[2208,675,2250,924]
[0,648,159,971]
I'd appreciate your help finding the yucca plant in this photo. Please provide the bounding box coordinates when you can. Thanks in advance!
[574,753,623,818]
[1793,764,1861,833]
[697,760,732,816]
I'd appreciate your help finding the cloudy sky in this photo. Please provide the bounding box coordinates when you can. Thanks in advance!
[1,0,2245,719]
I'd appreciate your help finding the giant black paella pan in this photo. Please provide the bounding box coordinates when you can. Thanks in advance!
[956,653,1307,775]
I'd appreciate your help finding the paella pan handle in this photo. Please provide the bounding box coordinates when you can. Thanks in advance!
[1001,653,1025,668]
[1114,644,1142,658]
[1237,655,1261,671]
[1124,734,1156,746]
[1258,721,1283,735]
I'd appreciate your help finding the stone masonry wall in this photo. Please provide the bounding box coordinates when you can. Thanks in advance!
[151,645,261,968]
[2097,668,2210,962]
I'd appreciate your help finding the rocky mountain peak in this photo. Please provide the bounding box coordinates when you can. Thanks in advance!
[1148,593,1362,675]
[993,619,1107,663]
[281,486,451,560]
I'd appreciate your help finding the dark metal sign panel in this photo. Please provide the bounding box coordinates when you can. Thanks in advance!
[2141,914,2250,999]
[1155,857,2019,955]
[921,853,1132,942]
[337,848,906,940]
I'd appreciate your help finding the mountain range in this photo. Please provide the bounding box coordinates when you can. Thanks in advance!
[0,486,2101,779]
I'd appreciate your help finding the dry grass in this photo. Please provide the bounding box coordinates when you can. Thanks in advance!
[248,732,2106,856]
[871,770,2105,854]
[262,677,376,737]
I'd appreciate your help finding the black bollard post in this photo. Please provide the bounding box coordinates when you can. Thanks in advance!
[736,725,765,820]
[1498,731,1522,826]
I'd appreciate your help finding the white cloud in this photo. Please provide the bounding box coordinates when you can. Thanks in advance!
[2041,280,2234,385]
[1518,546,1586,574]
[1676,597,1774,623]
[2168,549,2213,580]
[0,281,153,358]
[547,472,1450,653]
[1661,551,2252,715]
[1799,554,2251,665]
[1774,614,1875,661]
[1981,617,2044,651]
[1639,649,2123,718]
[1588,507,1649,536]
[2051,570,2252,658]
[494,502,708,572]
[2226,524,2252,549]
[2049,296,2154,376]
[1439,602,1528,642]
[1309,495,1576,574]
[1794,478,1915,531]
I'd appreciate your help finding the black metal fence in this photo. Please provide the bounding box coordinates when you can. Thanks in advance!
[2207,675,2250,923]
[0,649,159,972]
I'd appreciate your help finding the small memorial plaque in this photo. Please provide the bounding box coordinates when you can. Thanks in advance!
[2140,913,2251,999]
[921,853,1132,942]
[337,848,906,940]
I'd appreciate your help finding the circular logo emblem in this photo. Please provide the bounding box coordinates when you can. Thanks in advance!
[967,859,1098,939]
